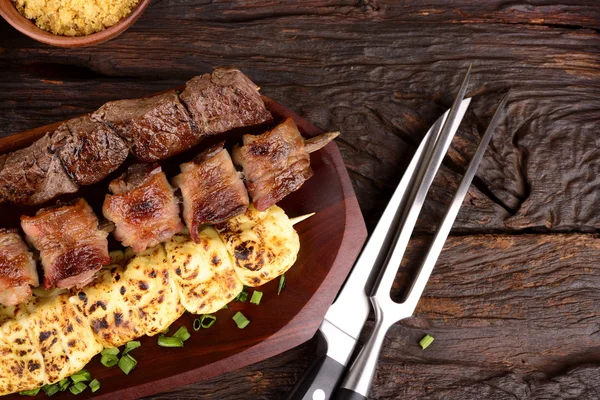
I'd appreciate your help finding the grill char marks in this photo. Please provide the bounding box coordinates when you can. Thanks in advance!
[0,134,78,206]
[233,118,312,211]
[180,68,272,136]
[173,142,249,243]
[51,114,129,185]
[92,91,199,163]
[103,164,183,253]
[0,229,38,306]
[20,199,109,290]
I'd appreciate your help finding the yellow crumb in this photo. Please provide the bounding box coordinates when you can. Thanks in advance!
[12,0,141,36]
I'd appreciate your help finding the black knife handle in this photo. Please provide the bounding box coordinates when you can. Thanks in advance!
[332,388,368,400]
[286,331,346,400]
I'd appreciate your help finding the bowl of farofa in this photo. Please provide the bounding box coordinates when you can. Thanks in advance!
[0,0,151,47]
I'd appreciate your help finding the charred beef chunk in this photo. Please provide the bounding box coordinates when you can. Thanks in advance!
[179,68,272,136]
[173,142,249,242]
[232,118,312,211]
[0,134,79,206]
[103,164,183,253]
[21,199,109,289]
[92,91,199,162]
[0,228,38,306]
[52,114,129,185]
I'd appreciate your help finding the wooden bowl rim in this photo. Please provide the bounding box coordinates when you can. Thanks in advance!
[0,0,151,47]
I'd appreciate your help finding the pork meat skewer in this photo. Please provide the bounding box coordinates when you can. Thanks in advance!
[172,142,249,243]
[103,163,184,253]
[0,229,39,306]
[233,117,339,211]
[21,199,110,289]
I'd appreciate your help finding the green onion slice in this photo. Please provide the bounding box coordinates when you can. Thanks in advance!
[70,369,91,383]
[201,315,216,329]
[19,388,40,396]
[42,384,59,396]
[100,353,119,368]
[58,378,70,392]
[69,382,87,395]
[158,336,184,347]
[419,334,434,350]
[221,304,228,310]
[123,340,141,355]
[278,274,286,295]
[89,379,101,393]
[101,347,119,356]
[250,291,263,305]
[162,326,170,335]
[233,312,250,329]
[235,291,248,302]
[193,318,202,331]
[173,326,191,342]
[118,354,137,375]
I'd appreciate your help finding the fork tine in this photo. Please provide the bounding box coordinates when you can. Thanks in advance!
[401,90,511,314]
[370,65,473,300]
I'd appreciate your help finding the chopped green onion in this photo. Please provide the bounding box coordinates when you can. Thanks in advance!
[42,384,59,396]
[69,382,87,395]
[235,291,248,302]
[100,353,119,367]
[193,318,202,331]
[419,334,434,350]
[232,312,250,329]
[19,388,40,396]
[118,354,137,375]
[250,291,263,305]
[58,378,70,391]
[278,274,286,295]
[101,347,119,356]
[162,326,170,335]
[70,369,91,383]
[173,326,191,342]
[221,304,228,310]
[200,315,216,329]
[89,379,101,393]
[158,336,184,348]
[123,340,141,355]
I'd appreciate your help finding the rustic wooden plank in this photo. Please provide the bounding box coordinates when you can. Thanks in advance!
[2,1,600,398]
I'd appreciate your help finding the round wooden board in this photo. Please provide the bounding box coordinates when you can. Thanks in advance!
[0,96,367,399]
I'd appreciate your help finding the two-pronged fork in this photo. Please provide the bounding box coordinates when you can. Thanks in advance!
[287,66,510,400]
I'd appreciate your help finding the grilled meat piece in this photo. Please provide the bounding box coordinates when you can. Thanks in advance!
[179,68,272,136]
[232,118,312,211]
[92,91,199,162]
[103,164,183,253]
[52,115,129,185]
[173,142,249,242]
[0,134,78,206]
[20,199,109,289]
[0,229,38,306]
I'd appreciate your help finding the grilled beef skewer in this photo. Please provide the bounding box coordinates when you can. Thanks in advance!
[20,199,110,290]
[0,228,38,306]
[0,68,272,206]
[103,164,184,253]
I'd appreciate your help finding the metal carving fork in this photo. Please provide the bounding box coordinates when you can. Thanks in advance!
[287,66,509,400]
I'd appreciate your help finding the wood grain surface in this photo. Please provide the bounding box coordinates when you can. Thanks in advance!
[2,1,600,399]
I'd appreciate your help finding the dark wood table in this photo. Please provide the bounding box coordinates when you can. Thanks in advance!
[2,1,600,399]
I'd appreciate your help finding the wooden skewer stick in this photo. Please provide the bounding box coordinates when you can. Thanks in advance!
[290,212,316,226]
[305,131,340,154]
